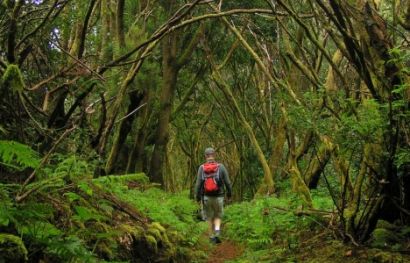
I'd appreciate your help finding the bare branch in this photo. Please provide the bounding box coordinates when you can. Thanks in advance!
[16,125,78,202]
[16,0,60,50]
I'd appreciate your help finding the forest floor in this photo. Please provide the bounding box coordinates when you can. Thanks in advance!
[206,240,244,263]
[193,198,410,263]
[194,228,244,263]
[200,229,410,263]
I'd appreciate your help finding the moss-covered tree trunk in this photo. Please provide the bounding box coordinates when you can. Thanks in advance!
[320,0,409,242]
[148,10,203,185]
[304,137,335,189]
[149,31,179,184]
[105,90,145,174]
[6,1,24,63]
[211,70,275,195]
[268,115,286,181]
[126,91,151,174]
[99,0,113,62]
[116,0,125,49]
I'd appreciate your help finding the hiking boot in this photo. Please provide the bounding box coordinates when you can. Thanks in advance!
[214,230,222,243]
[209,236,217,244]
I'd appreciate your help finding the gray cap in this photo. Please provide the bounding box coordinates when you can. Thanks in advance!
[204,147,215,155]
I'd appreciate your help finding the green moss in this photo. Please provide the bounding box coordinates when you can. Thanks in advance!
[147,222,172,249]
[370,249,405,263]
[93,221,110,232]
[120,224,144,239]
[150,222,166,233]
[147,228,162,241]
[1,64,25,93]
[92,173,149,186]
[167,230,183,242]
[371,228,401,248]
[145,235,158,253]
[343,207,355,219]
[0,233,28,261]
[97,241,114,259]
[376,220,397,230]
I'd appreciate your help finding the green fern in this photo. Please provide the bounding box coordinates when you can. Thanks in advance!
[0,140,40,171]
[92,173,149,185]
[0,205,13,227]
[0,186,15,227]
[225,194,320,250]
[45,235,97,262]
[94,175,207,247]
[73,205,106,222]
[43,154,94,182]
[395,147,410,169]
[20,221,62,240]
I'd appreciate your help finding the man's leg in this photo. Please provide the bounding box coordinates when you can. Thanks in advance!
[213,218,222,243]
[208,219,214,236]
[204,196,217,243]
[213,197,224,243]
[214,218,221,232]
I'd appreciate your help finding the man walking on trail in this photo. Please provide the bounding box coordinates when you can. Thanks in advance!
[195,147,232,244]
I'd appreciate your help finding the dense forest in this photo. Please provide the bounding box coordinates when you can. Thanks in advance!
[0,0,409,262]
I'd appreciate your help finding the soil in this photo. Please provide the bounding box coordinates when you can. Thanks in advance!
[206,240,244,263]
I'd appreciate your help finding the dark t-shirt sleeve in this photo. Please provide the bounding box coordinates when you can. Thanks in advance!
[194,165,203,201]
[220,164,232,197]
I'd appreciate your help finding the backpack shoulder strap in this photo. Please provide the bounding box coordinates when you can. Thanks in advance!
[215,163,221,181]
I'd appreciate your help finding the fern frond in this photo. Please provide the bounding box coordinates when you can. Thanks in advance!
[45,235,97,262]
[0,140,40,171]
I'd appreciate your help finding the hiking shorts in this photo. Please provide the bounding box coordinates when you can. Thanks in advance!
[203,196,224,219]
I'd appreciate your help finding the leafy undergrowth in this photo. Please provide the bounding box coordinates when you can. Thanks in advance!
[221,190,410,263]
[97,177,208,261]
[0,140,210,262]
[0,173,209,262]
[1,141,410,262]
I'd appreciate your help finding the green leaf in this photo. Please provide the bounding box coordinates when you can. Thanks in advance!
[0,197,14,227]
[64,192,81,203]
[0,211,10,226]
[20,221,62,239]
[73,206,104,222]
[78,182,93,196]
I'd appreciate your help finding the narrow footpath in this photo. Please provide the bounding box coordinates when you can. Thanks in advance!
[206,240,244,263]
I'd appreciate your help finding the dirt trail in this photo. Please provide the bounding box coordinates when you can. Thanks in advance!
[206,240,244,263]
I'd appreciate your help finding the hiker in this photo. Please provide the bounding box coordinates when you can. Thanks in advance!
[195,147,232,244]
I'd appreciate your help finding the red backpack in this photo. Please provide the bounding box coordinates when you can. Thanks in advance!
[202,162,220,194]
